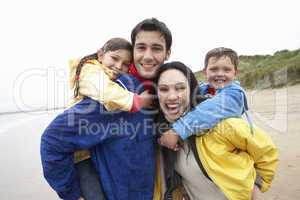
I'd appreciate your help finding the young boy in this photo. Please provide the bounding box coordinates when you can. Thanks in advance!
[160,47,250,149]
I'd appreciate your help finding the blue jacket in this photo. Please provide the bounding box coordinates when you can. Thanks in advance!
[40,75,156,200]
[173,81,250,139]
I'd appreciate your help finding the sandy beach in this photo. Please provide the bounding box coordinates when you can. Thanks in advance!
[0,111,59,199]
[246,84,300,200]
[0,85,299,199]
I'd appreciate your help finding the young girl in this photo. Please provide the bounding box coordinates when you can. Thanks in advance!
[69,37,152,200]
[69,37,152,112]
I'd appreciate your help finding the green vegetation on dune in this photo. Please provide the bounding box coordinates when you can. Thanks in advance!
[238,49,300,89]
[194,48,300,89]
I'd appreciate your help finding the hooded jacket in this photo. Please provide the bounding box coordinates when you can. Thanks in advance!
[41,74,156,200]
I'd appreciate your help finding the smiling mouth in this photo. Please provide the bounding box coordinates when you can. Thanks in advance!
[138,63,157,69]
[214,79,226,84]
[165,103,180,115]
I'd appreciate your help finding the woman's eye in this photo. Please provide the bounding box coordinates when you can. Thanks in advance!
[176,86,186,91]
[158,87,168,92]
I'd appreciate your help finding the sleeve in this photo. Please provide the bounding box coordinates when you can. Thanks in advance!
[130,94,142,112]
[172,88,245,139]
[40,99,126,200]
[222,119,279,192]
[78,63,135,111]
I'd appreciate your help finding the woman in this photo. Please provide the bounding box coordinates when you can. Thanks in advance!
[153,61,278,200]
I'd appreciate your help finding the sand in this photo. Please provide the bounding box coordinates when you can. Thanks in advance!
[246,84,300,200]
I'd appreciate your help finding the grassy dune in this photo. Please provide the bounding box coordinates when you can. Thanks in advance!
[195,48,300,89]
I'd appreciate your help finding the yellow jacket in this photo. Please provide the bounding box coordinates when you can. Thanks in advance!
[68,58,134,163]
[153,118,278,200]
[68,58,134,111]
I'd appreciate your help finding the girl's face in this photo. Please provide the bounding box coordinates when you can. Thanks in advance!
[157,69,190,123]
[98,49,132,79]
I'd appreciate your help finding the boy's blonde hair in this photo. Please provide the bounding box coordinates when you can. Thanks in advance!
[204,47,239,70]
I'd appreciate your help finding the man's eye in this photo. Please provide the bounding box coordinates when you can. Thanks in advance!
[152,47,162,52]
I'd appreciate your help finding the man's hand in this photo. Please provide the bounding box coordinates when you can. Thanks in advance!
[139,90,154,109]
[78,197,85,200]
[159,129,180,150]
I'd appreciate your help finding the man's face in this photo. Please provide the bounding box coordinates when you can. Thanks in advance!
[133,31,170,79]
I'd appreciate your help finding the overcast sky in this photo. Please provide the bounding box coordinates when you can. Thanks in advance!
[1,0,299,111]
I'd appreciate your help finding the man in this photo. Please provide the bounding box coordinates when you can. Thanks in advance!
[41,18,172,200]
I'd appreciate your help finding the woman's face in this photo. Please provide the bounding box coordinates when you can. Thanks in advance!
[157,69,190,122]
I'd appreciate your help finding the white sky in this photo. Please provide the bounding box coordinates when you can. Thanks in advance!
[1,0,300,111]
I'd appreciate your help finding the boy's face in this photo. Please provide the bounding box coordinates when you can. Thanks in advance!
[203,56,237,89]
[98,49,132,80]
[133,31,170,79]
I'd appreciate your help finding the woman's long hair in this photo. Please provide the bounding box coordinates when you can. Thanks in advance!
[154,61,206,199]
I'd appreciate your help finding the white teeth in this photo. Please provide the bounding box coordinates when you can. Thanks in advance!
[142,64,155,67]
[215,79,225,83]
[166,104,180,115]
[167,103,179,108]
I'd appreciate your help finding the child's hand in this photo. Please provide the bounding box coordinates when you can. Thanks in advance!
[251,185,261,200]
[159,129,180,150]
[139,90,154,109]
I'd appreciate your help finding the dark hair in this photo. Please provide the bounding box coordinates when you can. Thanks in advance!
[204,47,239,70]
[131,18,172,51]
[155,62,207,194]
[154,61,203,110]
[73,38,132,98]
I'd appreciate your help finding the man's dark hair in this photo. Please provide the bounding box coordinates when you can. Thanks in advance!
[131,18,172,51]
